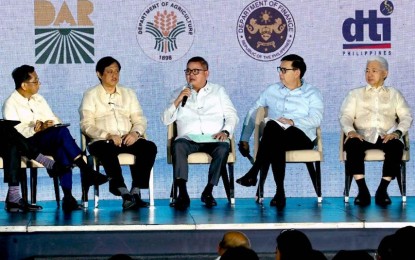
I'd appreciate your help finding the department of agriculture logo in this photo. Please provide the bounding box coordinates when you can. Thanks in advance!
[237,0,295,61]
[136,1,194,62]
[34,0,95,64]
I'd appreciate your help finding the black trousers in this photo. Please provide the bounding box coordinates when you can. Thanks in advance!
[0,124,40,185]
[172,138,230,186]
[89,139,157,195]
[344,137,403,178]
[255,121,314,187]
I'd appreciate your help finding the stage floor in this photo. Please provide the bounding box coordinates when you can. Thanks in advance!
[0,196,414,259]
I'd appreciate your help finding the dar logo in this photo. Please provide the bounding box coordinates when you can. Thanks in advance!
[237,0,296,61]
[34,0,95,64]
[136,1,194,62]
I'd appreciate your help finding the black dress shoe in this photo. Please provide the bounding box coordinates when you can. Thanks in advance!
[47,162,72,178]
[236,174,258,187]
[375,191,391,206]
[83,169,109,187]
[201,193,217,208]
[132,194,150,208]
[62,196,83,212]
[174,195,190,210]
[270,193,286,209]
[122,194,136,210]
[354,192,371,206]
[5,199,43,212]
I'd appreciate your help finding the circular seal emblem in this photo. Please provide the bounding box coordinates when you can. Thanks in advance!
[237,0,296,61]
[136,1,194,62]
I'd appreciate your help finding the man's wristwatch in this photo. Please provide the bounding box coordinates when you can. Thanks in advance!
[221,130,230,137]
[393,130,402,139]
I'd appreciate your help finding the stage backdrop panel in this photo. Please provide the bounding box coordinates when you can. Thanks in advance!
[0,0,413,201]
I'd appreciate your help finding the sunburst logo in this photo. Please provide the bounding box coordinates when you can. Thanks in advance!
[137,1,194,62]
[237,0,295,61]
[34,0,94,64]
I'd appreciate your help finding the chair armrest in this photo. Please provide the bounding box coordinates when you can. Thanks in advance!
[339,132,345,161]
[167,123,176,164]
[403,132,410,151]
[254,107,267,159]
[316,127,323,153]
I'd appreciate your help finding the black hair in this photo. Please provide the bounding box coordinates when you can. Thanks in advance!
[187,56,209,70]
[95,56,121,81]
[281,54,306,79]
[12,65,35,90]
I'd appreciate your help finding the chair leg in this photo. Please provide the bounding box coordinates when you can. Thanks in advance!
[397,161,406,203]
[306,162,322,203]
[228,163,235,205]
[94,164,100,208]
[20,168,28,203]
[221,165,231,204]
[344,167,353,203]
[53,176,60,208]
[94,184,99,208]
[30,168,38,205]
[82,184,89,208]
[169,182,177,207]
[149,168,154,206]
[256,164,269,204]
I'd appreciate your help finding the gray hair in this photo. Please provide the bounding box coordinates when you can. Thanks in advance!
[367,56,388,71]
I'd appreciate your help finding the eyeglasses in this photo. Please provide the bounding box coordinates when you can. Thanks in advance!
[277,67,297,74]
[184,68,207,75]
[25,80,40,85]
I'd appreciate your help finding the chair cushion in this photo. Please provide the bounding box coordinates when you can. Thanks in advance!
[364,149,409,161]
[286,150,322,162]
[187,152,236,164]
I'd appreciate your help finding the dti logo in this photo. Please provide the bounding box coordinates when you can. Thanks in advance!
[34,0,95,64]
[342,1,393,49]
[136,1,194,62]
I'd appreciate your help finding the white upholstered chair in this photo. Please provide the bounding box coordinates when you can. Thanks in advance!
[81,133,154,208]
[253,107,323,203]
[339,132,409,203]
[167,122,236,205]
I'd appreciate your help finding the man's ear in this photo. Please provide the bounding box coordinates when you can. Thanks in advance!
[383,70,389,80]
[20,82,27,91]
[96,72,101,79]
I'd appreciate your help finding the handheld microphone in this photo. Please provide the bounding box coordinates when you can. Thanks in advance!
[181,83,193,107]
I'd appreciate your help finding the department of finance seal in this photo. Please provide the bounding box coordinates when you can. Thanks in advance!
[237,0,295,61]
[136,1,194,62]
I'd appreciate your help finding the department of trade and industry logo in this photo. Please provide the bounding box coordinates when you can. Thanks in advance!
[34,0,95,64]
[342,0,394,56]
[136,1,194,62]
[237,0,295,62]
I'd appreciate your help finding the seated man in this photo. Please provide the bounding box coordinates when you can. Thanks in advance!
[0,122,67,212]
[79,56,157,210]
[339,56,412,206]
[3,65,108,212]
[162,56,239,210]
[237,54,324,209]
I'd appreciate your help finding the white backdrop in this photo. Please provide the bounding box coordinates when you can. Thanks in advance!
[0,0,414,201]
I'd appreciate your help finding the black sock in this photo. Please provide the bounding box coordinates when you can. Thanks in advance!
[356,178,369,194]
[176,179,188,197]
[203,184,214,195]
[74,156,89,171]
[62,188,72,198]
[377,178,390,193]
